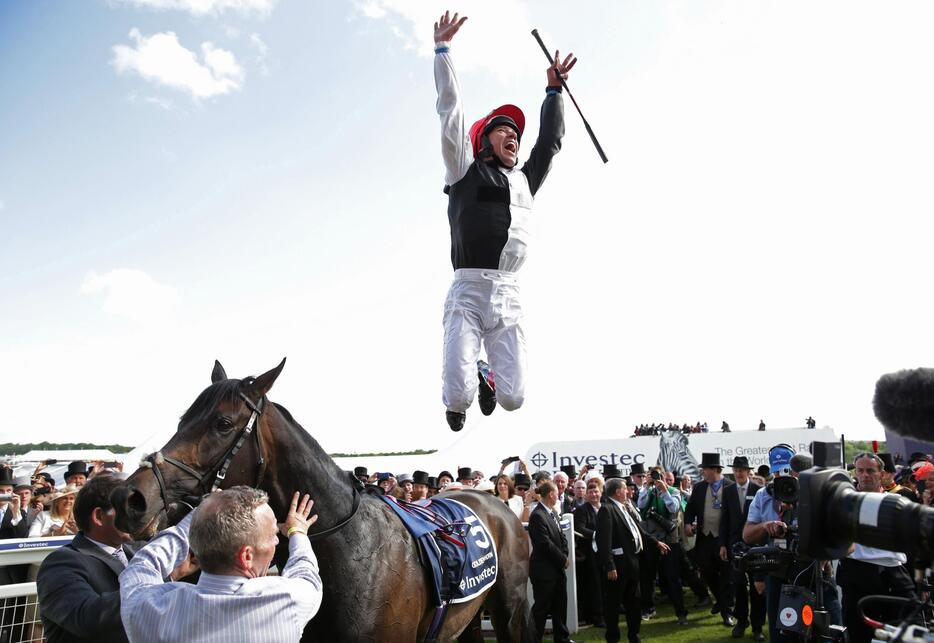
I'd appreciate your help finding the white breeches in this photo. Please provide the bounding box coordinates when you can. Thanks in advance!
[442,269,526,413]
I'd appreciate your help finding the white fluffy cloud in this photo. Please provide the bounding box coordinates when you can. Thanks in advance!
[112,0,275,17]
[80,269,179,326]
[112,29,244,99]
[249,33,269,75]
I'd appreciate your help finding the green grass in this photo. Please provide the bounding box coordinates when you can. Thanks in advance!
[487,598,748,642]
[573,600,745,642]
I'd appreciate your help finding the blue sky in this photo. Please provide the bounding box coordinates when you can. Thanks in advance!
[3,0,934,455]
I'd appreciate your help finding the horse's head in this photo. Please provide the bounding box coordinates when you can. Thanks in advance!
[113,358,285,536]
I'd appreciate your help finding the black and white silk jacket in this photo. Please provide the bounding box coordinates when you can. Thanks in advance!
[434,42,565,272]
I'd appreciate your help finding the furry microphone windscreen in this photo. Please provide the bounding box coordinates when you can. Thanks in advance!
[872,368,934,441]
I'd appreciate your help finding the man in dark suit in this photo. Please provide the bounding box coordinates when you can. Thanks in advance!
[685,452,736,627]
[37,474,140,643]
[720,456,765,640]
[597,476,669,643]
[573,479,604,627]
[529,480,572,643]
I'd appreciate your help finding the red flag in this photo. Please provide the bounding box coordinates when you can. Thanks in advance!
[872,440,879,453]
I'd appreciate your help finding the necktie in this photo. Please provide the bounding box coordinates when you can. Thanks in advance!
[621,504,643,553]
[112,548,128,568]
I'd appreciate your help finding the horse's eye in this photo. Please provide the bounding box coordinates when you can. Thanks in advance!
[215,417,234,432]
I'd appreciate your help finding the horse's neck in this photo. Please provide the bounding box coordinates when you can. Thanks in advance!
[264,405,354,531]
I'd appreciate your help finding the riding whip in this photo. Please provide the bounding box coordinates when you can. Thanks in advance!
[531,29,608,164]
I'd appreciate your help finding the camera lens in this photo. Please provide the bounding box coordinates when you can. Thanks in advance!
[799,468,934,559]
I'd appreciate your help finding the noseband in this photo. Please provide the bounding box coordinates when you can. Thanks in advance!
[140,389,361,539]
[142,391,268,515]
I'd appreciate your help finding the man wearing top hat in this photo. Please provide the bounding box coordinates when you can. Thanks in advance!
[720,456,765,640]
[629,462,648,492]
[684,453,736,627]
[456,467,474,487]
[411,471,431,502]
[353,467,368,485]
[65,461,89,487]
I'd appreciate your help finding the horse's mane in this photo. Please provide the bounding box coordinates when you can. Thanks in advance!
[179,379,245,424]
[271,402,327,453]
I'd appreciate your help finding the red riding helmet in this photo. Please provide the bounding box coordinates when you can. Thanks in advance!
[469,104,525,159]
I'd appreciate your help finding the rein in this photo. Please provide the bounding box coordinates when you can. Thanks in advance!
[140,390,360,538]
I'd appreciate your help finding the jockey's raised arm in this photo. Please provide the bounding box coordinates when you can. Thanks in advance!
[433,11,471,186]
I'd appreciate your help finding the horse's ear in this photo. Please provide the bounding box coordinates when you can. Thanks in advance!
[211,360,228,384]
[250,357,286,397]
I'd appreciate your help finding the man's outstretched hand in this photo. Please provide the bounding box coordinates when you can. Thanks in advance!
[279,491,318,537]
[547,50,577,87]
[434,10,467,44]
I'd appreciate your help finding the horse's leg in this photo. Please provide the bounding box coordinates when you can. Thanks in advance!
[455,611,484,643]
[484,568,532,643]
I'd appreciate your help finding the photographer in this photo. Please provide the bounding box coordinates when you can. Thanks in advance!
[837,453,916,643]
[637,465,689,625]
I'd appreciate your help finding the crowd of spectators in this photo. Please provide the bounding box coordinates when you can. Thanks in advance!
[349,447,934,643]
[3,445,931,643]
[632,417,819,437]
[632,422,710,436]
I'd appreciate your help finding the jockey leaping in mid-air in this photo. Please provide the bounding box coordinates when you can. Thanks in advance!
[433,10,576,431]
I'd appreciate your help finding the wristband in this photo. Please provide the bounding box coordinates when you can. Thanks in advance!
[287,527,307,538]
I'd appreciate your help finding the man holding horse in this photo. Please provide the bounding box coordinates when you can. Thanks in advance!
[120,487,321,643]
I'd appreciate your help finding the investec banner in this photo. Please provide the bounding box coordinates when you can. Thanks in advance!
[526,428,837,478]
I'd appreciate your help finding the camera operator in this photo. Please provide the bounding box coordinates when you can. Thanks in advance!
[837,453,916,643]
[743,446,841,643]
[637,465,689,625]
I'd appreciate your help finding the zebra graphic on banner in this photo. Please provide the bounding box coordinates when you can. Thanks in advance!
[657,430,701,481]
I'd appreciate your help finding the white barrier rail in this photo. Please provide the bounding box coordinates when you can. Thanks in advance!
[0,536,72,643]
[481,513,578,635]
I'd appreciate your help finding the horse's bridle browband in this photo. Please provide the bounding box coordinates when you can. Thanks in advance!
[141,389,361,540]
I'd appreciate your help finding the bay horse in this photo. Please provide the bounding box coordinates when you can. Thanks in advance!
[112,359,531,642]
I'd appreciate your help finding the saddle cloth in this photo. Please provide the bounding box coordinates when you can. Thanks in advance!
[379,495,498,605]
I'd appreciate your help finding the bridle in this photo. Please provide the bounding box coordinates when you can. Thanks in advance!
[140,389,360,540]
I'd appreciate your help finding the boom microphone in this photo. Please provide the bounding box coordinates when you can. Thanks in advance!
[872,368,934,440]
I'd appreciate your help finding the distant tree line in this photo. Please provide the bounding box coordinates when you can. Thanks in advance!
[329,449,438,458]
[844,440,885,464]
[0,442,134,455]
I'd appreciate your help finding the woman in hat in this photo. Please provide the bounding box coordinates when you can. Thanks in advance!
[29,484,79,538]
[433,10,576,432]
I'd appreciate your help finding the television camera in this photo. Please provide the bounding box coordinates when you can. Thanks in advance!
[786,369,934,642]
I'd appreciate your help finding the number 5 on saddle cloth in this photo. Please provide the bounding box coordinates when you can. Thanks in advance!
[379,495,499,606]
